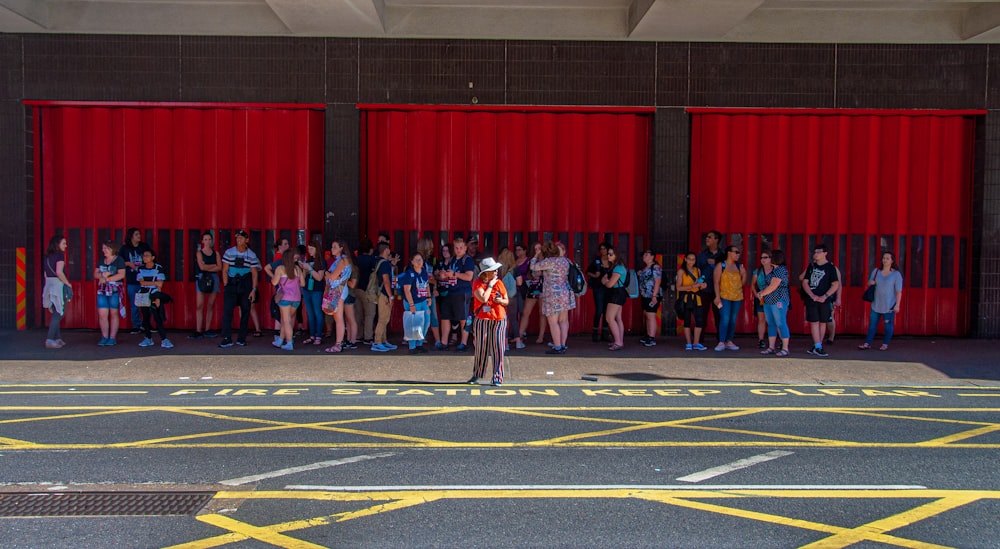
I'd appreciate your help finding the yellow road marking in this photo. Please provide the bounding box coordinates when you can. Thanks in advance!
[799,496,978,548]
[529,408,769,444]
[0,436,38,446]
[2,406,1000,449]
[916,424,1000,446]
[194,514,328,549]
[175,489,1000,549]
[167,498,432,549]
[825,409,999,426]
[0,391,148,395]
[0,408,150,424]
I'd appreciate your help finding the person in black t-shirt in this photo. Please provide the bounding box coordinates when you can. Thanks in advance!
[800,243,840,357]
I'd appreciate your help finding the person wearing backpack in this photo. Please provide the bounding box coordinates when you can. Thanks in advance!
[601,246,628,351]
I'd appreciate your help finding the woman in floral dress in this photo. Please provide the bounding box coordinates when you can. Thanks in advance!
[530,241,575,354]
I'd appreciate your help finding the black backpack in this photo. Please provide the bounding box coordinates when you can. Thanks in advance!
[568,262,587,296]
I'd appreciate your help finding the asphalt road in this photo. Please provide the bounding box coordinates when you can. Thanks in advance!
[2,381,998,548]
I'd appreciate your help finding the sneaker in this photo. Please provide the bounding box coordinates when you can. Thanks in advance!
[98,336,109,346]
[545,346,562,355]
[813,346,829,357]
[218,338,234,348]
[362,339,374,346]
[467,376,479,385]
[491,381,502,387]
[758,339,767,349]
[557,346,567,354]
[161,339,174,349]
[455,343,468,352]
[106,338,117,346]
[371,343,389,352]
[685,344,693,351]
[515,341,526,350]
[129,328,143,335]
[434,342,447,351]
[415,345,429,354]
[272,339,283,348]
[714,343,726,352]
[45,339,61,349]
[693,343,708,351]
[643,339,657,347]
[725,343,740,351]
[236,340,247,347]
[188,331,204,340]
[204,330,219,338]
[343,341,358,350]
[280,341,293,351]
[806,347,817,355]
[383,342,398,350]
[139,337,155,347]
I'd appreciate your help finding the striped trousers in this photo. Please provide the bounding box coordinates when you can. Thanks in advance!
[472,317,507,384]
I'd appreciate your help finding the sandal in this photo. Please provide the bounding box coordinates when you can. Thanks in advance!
[302,337,315,345]
[760,348,776,355]
[879,344,889,351]
[608,343,623,351]
[858,343,871,350]
[324,343,343,353]
[775,349,789,357]
[313,338,322,346]
[252,331,264,338]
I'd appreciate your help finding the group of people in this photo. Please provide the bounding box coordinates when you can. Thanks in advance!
[674,230,904,356]
[41,229,904,365]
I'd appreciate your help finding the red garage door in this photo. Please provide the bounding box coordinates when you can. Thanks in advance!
[360,105,653,334]
[689,108,979,336]
[32,102,325,329]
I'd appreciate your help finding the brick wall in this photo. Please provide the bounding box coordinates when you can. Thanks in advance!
[0,35,997,335]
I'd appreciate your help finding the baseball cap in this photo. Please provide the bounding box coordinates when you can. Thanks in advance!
[235,229,249,238]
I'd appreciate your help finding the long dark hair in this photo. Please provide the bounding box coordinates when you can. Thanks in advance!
[879,251,899,272]
[46,234,65,256]
[124,227,141,246]
[309,237,326,272]
[606,246,625,269]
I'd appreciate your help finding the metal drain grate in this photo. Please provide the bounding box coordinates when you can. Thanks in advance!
[0,491,215,517]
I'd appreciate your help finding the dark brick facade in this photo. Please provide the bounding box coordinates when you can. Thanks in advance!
[0,35,998,335]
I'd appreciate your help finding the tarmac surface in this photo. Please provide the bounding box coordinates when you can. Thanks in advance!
[3,328,998,385]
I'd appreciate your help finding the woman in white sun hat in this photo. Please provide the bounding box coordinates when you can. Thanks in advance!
[468,257,509,387]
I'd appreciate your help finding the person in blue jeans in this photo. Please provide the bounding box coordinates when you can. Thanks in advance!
[713,245,746,351]
[301,237,327,346]
[859,251,904,351]
[754,249,791,357]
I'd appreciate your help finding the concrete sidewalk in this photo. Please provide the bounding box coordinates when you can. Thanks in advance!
[2,329,998,386]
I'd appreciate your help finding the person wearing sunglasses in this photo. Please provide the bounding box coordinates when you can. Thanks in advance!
[713,245,746,351]
[754,250,791,356]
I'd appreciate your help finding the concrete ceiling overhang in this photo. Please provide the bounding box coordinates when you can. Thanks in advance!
[2,0,1000,43]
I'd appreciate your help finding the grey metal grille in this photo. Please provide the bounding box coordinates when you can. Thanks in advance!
[0,491,214,517]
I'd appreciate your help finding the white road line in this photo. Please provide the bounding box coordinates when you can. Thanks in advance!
[675,450,796,483]
[219,452,395,486]
[283,484,926,491]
